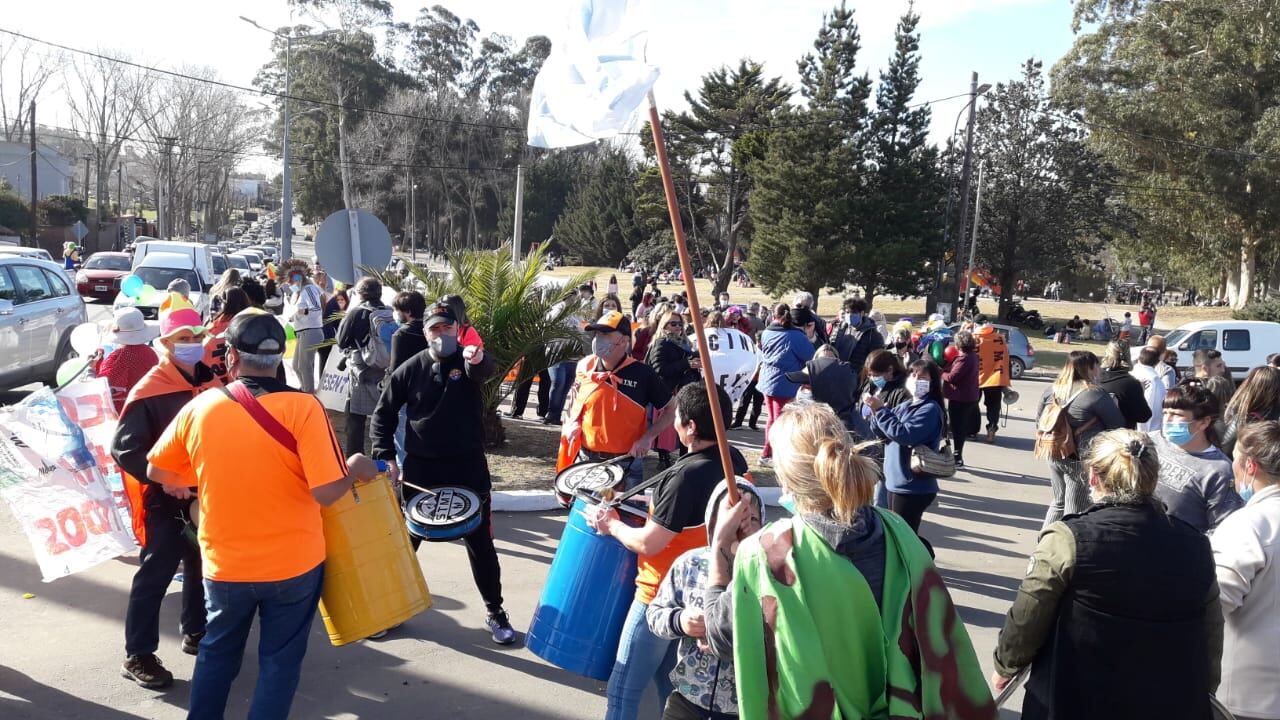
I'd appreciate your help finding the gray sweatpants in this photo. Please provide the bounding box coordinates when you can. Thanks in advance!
[292,327,324,393]
[1044,458,1090,528]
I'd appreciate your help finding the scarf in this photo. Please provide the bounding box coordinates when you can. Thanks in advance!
[733,508,995,719]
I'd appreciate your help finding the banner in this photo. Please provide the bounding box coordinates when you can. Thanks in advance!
[705,327,760,403]
[317,348,351,413]
[0,380,136,582]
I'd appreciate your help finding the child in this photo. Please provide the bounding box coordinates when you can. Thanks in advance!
[646,480,765,720]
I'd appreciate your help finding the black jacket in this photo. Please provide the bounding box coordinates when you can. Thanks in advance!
[371,347,496,466]
[646,336,698,390]
[1097,368,1152,430]
[832,319,884,372]
[805,355,859,421]
[390,320,428,372]
[336,299,385,351]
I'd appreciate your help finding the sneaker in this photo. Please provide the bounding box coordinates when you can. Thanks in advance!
[986,429,997,444]
[759,456,773,467]
[121,654,174,689]
[540,416,559,426]
[954,454,965,469]
[486,611,517,646]
[728,420,743,429]
[181,632,204,656]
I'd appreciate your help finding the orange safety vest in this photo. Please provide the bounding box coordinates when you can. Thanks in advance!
[975,325,1010,389]
[556,355,650,472]
[118,359,223,546]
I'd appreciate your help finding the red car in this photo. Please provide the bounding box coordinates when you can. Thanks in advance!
[76,251,133,301]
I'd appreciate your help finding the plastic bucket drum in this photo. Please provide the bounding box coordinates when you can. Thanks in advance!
[318,474,433,646]
[526,498,639,680]
[405,486,483,542]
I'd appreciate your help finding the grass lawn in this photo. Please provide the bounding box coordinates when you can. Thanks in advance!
[544,265,1238,372]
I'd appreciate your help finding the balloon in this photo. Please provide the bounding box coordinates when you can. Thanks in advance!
[69,323,101,356]
[101,343,119,361]
[137,284,157,303]
[121,274,144,298]
[929,342,946,365]
[56,357,88,386]
[943,345,960,363]
[284,323,296,342]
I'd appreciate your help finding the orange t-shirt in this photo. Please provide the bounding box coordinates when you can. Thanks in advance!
[148,377,349,582]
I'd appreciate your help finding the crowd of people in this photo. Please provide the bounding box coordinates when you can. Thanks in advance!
[70,258,1280,720]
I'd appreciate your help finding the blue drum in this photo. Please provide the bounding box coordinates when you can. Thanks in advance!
[526,497,639,681]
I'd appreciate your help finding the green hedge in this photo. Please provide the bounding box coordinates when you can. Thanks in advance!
[1233,297,1280,324]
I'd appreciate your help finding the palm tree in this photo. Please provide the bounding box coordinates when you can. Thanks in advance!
[371,244,592,446]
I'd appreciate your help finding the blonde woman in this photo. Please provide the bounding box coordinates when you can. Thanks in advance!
[702,403,994,718]
[1036,351,1125,526]
[1221,366,1280,457]
[994,429,1222,720]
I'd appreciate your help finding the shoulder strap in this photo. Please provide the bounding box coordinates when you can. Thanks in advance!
[222,381,298,454]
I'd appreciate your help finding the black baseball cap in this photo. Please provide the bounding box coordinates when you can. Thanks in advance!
[584,310,632,336]
[425,301,458,328]
[226,309,287,354]
[790,307,817,326]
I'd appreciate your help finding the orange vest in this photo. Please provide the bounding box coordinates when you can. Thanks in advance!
[975,326,1010,388]
[556,355,649,471]
[119,360,223,546]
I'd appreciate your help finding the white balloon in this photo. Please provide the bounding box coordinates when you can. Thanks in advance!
[69,322,101,357]
[704,327,760,403]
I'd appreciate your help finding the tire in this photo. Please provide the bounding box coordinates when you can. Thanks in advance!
[1010,357,1026,380]
[43,332,76,387]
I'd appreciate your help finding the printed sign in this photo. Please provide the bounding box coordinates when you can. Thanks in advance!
[704,327,760,403]
[316,348,350,413]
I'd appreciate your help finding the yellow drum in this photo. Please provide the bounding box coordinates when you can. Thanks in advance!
[318,473,432,646]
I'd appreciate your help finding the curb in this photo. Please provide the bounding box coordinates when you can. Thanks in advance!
[491,486,785,513]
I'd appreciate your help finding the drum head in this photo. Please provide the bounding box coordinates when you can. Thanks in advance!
[407,486,482,527]
[555,459,626,500]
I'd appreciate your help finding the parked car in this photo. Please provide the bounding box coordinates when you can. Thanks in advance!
[950,322,1036,379]
[0,245,56,263]
[74,251,133,301]
[131,239,217,289]
[113,252,210,321]
[0,255,89,389]
[1133,320,1280,377]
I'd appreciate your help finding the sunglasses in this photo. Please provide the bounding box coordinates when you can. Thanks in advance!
[666,320,684,327]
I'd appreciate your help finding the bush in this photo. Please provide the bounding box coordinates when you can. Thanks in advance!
[39,195,89,227]
[1234,297,1280,324]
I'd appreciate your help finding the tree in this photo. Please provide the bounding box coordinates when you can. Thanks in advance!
[552,146,644,266]
[38,195,89,227]
[970,60,1118,318]
[851,9,945,306]
[748,2,871,309]
[0,38,58,142]
[1053,0,1280,308]
[0,181,29,235]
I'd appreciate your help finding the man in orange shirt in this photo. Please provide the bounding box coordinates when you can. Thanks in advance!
[974,315,1011,444]
[147,310,377,720]
[588,383,747,720]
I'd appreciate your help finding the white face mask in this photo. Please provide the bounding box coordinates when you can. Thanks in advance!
[912,379,931,399]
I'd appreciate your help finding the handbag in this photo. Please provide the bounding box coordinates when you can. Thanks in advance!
[910,403,956,478]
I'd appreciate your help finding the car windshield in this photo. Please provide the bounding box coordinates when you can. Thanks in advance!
[135,267,201,293]
[227,255,250,270]
[1163,329,1189,346]
[84,254,131,271]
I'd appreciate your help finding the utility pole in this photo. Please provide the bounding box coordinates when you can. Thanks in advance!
[410,178,418,263]
[116,164,123,218]
[963,161,986,304]
[82,155,92,205]
[954,71,981,308]
[27,101,37,248]
[513,163,525,264]
[159,136,177,238]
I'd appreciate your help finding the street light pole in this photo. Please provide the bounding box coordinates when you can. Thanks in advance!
[953,72,982,309]
[513,163,525,265]
[963,161,986,303]
[411,182,418,263]
[241,16,294,261]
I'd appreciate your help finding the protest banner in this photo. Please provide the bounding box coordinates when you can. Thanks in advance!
[317,348,351,412]
[705,327,760,403]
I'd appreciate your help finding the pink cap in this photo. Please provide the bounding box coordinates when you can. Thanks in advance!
[159,307,205,339]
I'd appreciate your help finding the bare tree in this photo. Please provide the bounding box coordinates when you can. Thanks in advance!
[64,51,156,217]
[0,38,60,142]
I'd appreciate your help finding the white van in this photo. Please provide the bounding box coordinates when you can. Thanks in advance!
[1134,320,1280,376]
[113,252,211,321]
[132,239,217,289]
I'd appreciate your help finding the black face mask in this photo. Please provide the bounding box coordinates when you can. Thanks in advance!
[894,341,907,349]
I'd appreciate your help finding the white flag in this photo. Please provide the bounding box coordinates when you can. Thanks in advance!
[527,0,660,149]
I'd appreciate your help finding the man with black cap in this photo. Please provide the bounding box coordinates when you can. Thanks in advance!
[147,309,377,719]
[554,310,676,486]
[370,301,518,645]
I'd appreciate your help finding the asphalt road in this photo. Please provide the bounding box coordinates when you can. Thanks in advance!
[0,373,1051,719]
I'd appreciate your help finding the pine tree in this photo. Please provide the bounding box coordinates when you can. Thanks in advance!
[747,2,871,308]
[551,147,642,266]
[852,8,945,307]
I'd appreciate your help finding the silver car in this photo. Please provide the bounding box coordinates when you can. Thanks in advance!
[0,256,90,389]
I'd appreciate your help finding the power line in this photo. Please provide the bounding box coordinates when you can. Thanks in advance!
[0,26,524,134]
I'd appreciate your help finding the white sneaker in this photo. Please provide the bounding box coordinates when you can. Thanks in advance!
[759,457,772,467]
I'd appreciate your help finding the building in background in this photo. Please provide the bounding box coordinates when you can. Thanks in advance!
[0,141,73,200]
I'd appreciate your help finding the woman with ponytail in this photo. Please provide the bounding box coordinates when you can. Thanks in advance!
[994,429,1222,720]
[702,403,994,719]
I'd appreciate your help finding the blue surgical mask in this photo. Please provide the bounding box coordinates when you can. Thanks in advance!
[779,493,796,514]
[173,342,205,365]
[871,375,887,389]
[848,313,862,326]
[1238,482,1255,503]
[1164,421,1193,446]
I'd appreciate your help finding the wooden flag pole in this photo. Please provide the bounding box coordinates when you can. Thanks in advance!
[646,91,740,506]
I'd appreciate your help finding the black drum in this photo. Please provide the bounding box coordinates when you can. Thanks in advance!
[404,486,483,542]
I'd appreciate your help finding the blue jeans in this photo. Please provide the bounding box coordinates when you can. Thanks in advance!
[546,360,576,423]
[605,599,677,720]
[189,563,324,720]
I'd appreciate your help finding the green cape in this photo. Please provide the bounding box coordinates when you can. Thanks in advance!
[732,508,996,719]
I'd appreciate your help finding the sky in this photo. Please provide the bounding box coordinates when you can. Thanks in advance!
[1,0,1077,175]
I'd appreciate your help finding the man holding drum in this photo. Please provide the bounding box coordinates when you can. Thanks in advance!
[371,301,518,645]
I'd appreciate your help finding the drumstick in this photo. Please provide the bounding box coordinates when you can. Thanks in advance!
[401,480,440,496]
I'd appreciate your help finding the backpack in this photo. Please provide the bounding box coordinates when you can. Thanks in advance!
[1034,390,1098,460]
[357,304,396,370]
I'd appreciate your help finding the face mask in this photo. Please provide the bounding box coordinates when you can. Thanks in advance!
[1163,421,1194,446]
[393,311,406,325]
[848,313,862,326]
[894,340,907,349]
[591,335,620,361]
[871,375,888,389]
[912,379,931,399]
[290,274,303,285]
[778,493,797,514]
[1238,481,1255,503]
[173,342,205,365]
[429,334,458,360]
